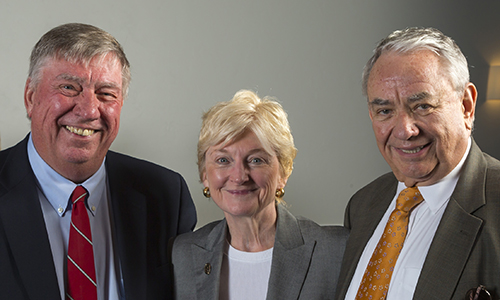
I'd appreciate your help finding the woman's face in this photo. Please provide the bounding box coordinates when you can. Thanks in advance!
[203,130,286,220]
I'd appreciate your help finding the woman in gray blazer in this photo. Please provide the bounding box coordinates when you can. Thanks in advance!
[170,90,348,299]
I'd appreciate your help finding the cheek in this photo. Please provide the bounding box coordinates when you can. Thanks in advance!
[102,104,122,129]
[205,168,226,188]
[372,122,390,143]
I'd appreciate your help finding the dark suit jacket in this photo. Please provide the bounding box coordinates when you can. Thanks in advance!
[335,139,500,300]
[0,135,197,300]
[171,204,349,299]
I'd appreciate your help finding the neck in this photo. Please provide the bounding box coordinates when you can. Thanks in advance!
[225,205,277,252]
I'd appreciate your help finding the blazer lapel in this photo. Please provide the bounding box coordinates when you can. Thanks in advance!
[266,205,315,300]
[336,176,397,300]
[413,140,486,299]
[191,220,227,299]
[107,159,148,300]
[0,137,60,300]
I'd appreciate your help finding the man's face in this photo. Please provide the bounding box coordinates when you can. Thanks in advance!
[367,50,476,187]
[25,54,124,183]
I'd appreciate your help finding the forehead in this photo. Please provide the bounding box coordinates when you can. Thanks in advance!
[41,54,122,83]
[368,51,443,89]
[209,130,273,155]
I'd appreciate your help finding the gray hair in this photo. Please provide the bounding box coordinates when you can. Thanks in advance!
[28,23,131,96]
[362,27,469,97]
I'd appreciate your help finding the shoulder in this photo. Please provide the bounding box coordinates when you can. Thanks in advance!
[277,205,349,245]
[295,215,349,244]
[105,150,187,186]
[106,151,182,177]
[172,220,223,252]
[353,172,396,197]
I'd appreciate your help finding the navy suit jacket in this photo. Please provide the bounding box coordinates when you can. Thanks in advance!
[0,135,197,299]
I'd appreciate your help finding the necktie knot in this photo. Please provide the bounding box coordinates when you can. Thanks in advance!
[71,185,88,206]
[396,187,424,213]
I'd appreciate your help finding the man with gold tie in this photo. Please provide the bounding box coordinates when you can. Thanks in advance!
[336,27,499,300]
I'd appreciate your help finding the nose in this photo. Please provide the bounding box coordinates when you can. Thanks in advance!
[73,91,100,120]
[229,161,249,184]
[392,112,419,140]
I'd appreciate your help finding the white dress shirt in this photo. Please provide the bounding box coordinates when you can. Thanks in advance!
[345,138,471,300]
[27,135,120,300]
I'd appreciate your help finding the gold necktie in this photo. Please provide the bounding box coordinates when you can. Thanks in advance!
[355,187,424,300]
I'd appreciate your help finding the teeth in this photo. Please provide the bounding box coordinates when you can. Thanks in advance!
[401,146,424,154]
[66,126,95,136]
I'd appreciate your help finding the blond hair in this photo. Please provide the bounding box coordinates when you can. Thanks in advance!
[198,90,297,186]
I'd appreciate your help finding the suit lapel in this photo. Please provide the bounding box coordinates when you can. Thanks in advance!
[0,137,60,300]
[266,205,315,300]
[106,156,148,300]
[413,140,486,299]
[191,220,226,299]
[336,176,397,300]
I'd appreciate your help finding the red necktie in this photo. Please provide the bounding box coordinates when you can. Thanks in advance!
[355,187,424,300]
[66,186,97,300]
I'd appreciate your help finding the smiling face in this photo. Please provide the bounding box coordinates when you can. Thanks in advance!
[367,50,476,187]
[24,54,124,183]
[203,130,287,221]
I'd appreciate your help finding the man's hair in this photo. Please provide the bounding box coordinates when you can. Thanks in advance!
[362,27,469,97]
[28,23,131,96]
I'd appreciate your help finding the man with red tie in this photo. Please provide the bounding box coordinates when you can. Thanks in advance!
[0,23,197,299]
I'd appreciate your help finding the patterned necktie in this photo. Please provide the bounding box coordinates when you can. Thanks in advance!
[66,186,97,300]
[355,187,424,300]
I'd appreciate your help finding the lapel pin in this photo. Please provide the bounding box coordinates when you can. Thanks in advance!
[204,263,211,275]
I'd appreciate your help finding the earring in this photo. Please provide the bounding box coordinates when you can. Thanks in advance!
[203,187,211,198]
[275,188,285,198]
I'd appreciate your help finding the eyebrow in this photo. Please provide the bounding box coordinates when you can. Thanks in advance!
[56,73,120,90]
[408,92,430,102]
[368,98,391,106]
[56,73,83,83]
[369,92,431,107]
[209,147,271,157]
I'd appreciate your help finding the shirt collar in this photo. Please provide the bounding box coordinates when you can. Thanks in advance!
[396,137,472,214]
[27,134,107,217]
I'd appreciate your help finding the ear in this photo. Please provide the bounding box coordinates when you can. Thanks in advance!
[368,100,374,121]
[462,82,477,130]
[278,175,288,189]
[202,171,209,188]
[24,78,35,118]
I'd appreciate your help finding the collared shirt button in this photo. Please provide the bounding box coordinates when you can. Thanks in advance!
[58,207,64,214]
[91,206,96,212]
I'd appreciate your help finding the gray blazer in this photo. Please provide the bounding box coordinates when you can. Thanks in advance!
[171,204,349,299]
[335,139,500,300]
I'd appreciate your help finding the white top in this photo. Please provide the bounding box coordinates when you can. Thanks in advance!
[219,240,273,300]
[344,138,471,300]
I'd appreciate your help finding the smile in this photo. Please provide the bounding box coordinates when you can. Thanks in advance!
[400,145,425,154]
[65,125,95,137]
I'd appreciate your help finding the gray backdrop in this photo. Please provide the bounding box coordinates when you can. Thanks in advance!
[1,0,500,227]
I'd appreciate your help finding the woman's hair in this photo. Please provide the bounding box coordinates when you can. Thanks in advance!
[362,27,469,97]
[198,89,297,183]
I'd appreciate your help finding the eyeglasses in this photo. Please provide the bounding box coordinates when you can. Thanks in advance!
[465,285,492,300]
